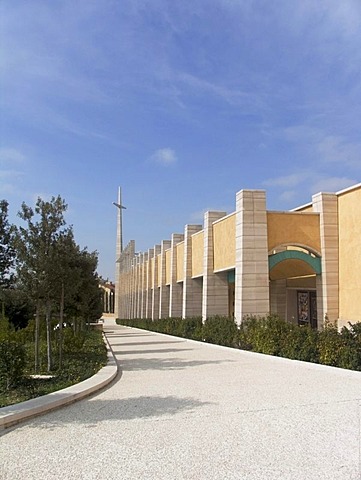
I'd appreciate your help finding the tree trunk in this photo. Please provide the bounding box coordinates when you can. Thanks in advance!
[58,281,64,370]
[35,301,40,373]
[46,300,52,372]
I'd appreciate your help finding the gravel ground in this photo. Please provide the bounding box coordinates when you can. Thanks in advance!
[1,319,361,480]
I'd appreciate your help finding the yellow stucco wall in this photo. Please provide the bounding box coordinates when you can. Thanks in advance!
[267,212,321,254]
[213,213,236,271]
[192,231,204,277]
[165,249,171,285]
[338,186,361,322]
[176,242,184,282]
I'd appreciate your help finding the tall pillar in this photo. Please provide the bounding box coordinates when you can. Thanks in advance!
[140,253,148,318]
[130,257,136,319]
[136,255,142,319]
[145,249,154,319]
[132,255,138,319]
[234,190,269,324]
[312,193,339,326]
[159,240,171,318]
[151,245,161,320]
[114,186,126,319]
[123,241,135,319]
[202,211,229,321]
[182,224,203,318]
[169,233,184,317]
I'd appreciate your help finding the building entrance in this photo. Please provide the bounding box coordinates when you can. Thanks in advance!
[297,290,317,329]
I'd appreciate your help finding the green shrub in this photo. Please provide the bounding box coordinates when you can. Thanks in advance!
[317,321,343,367]
[0,335,26,390]
[63,329,86,353]
[202,316,239,347]
[179,317,203,341]
[317,322,361,370]
[239,314,291,356]
[281,324,319,363]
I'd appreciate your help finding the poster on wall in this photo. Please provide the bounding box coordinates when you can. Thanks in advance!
[297,291,309,323]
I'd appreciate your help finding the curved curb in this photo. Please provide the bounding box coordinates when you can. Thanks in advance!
[0,333,118,431]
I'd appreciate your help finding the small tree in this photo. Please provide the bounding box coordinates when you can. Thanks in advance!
[16,195,68,372]
[0,200,16,321]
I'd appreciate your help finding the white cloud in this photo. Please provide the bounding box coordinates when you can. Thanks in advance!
[263,168,358,208]
[176,72,264,112]
[279,190,298,203]
[150,148,177,166]
[0,184,17,196]
[263,172,310,188]
[317,136,361,168]
[311,177,357,195]
[0,148,26,165]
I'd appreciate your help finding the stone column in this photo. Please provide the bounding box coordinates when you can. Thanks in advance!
[137,255,143,319]
[182,224,203,318]
[124,240,135,319]
[169,233,184,317]
[134,256,140,319]
[145,249,154,319]
[234,190,269,324]
[140,253,148,319]
[202,211,229,321]
[159,240,171,318]
[130,257,136,319]
[151,245,161,320]
[269,279,287,320]
[312,192,339,327]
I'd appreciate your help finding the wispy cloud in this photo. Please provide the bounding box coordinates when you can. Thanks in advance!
[150,148,177,166]
[311,176,357,194]
[0,148,26,164]
[263,171,311,188]
[317,136,361,168]
[177,72,262,109]
[264,169,357,208]
[0,148,26,198]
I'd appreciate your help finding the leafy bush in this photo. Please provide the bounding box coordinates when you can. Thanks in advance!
[178,317,203,341]
[202,316,239,347]
[239,314,291,356]
[0,335,26,390]
[281,324,319,363]
[317,321,361,370]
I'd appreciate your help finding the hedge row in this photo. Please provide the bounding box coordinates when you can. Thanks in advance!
[117,315,361,371]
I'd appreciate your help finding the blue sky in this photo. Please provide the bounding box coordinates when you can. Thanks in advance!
[1,0,360,281]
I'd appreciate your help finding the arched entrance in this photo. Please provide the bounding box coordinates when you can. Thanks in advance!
[268,247,321,329]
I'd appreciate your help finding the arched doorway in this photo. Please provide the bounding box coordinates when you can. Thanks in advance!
[268,247,321,329]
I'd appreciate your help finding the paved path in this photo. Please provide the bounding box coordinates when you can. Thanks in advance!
[1,319,361,479]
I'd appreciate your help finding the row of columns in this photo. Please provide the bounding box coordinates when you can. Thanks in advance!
[116,190,272,323]
[115,189,340,327]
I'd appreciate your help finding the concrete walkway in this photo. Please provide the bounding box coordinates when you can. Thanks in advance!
[1,318,361,479]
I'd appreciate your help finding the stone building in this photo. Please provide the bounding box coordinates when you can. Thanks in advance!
[100,281,115,316]
[115,183,361,329]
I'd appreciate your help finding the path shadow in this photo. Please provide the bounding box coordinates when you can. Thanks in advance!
[110,340,185,346]
[27,395,214,429]
[111,348,192,356]
[117,356,233,371]
[105,332,153,338]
